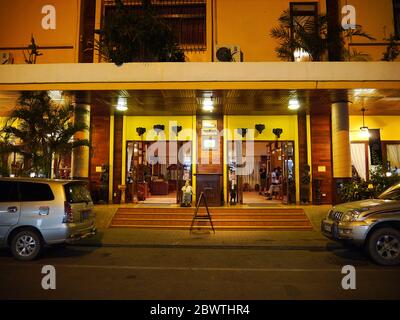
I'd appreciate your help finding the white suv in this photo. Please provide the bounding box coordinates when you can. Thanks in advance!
[0,178,96,261]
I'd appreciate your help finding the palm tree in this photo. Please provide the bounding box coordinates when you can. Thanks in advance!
[381,34,400,61]
[0,91,90,178]
[270,10,375,61]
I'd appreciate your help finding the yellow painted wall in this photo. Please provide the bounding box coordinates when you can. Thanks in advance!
[306,114,313,202]
[108,115,114,202]
[214,0,394,62]
[215,0,325,62]
[340,0,397,61]
[350,116,400,141]
[225,115,297,141]
[125,116,195,141]
[2,0,394,64]
[0,0,80,64]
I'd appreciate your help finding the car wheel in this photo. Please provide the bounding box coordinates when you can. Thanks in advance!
[10,230,43,261]
[366,227,400,266]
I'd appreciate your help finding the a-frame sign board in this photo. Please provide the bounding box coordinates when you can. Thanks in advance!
[190,192,215,234]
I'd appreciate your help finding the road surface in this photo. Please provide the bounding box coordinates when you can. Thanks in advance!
[0,243,399,300]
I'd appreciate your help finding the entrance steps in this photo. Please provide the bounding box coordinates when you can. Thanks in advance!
[109,207,313,231]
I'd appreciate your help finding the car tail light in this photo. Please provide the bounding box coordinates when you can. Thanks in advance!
[63,201,74,223]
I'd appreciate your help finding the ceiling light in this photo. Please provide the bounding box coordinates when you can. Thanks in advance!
[354,89,376,96]
[202,97,214,112]
[288,99,300,110]
[116,97,128,111]
[359,103,370,138]
[360,126,370,138]
[116,105,128,111]
[48,90,62,101]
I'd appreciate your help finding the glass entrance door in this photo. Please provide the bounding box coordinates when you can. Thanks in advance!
[227,140,296,205]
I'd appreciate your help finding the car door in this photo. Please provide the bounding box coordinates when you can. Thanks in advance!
[19,181,58,230]
[0,181,21,243]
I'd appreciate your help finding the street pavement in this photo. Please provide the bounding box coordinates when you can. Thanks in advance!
[0,205,399,300]
[0,241,399,300]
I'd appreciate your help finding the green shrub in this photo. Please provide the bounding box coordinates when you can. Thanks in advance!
[341,165,400,202]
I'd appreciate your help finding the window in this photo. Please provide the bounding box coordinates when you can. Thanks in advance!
[104,0,207,51]
[394,0,400,38]
[0,181,19,202]
[64,182,92,204]
[19,182,54,202]
[289,2,319,61]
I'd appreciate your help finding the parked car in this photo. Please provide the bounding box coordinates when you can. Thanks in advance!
[322,183,400,266]
[0,178,96,261]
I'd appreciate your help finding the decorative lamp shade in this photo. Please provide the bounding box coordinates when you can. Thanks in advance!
[272,128,283,139]
[255,124,265,134]
[136,127,146,136]
[171,125,183,136]
[237,128,248,138]
[153,124,165,133]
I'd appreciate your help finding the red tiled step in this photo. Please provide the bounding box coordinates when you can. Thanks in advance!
[109,207,313,231]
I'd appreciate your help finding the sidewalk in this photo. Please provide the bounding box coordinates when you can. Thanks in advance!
[76,204,337,249]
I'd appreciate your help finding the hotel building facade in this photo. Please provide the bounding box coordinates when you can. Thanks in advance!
[1,0,400,208]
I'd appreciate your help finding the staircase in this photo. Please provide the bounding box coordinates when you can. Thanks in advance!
[109,207,313,231]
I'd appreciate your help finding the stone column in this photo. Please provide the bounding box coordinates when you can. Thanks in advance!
[71,103,91,179]
[331,101,351,179]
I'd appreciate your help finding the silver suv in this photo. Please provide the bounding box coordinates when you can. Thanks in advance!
[322,183,400,266]
[0,178,96,261]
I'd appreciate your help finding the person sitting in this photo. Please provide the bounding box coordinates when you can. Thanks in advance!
[266,167,281,200]
[181,180,192,207]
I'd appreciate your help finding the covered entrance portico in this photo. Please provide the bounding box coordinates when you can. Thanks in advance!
[1,62,400,207]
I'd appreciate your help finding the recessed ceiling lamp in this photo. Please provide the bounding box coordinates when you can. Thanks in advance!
[48,90,63,101]
[354,88,375,96]
[202,97,214,112]
[116,97,128,111]
[288,98,300,110]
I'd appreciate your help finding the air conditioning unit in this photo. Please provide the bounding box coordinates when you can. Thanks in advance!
[1,52,13,65]
[214,45,242,62]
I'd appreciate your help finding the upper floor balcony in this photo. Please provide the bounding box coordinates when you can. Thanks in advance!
[0,0,399,65]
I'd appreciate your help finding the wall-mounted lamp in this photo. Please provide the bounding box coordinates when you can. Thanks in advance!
[171,125,183,136]
[136,127,146,136]
[255,124,265,134]
[153,124,165,133]
[273,128,283,139]
[237,128,248,138]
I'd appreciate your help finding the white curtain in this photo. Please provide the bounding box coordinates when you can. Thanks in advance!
[127,144,134,173]
[242,156,260,187]
[351,143,367,180]
[387,144,400,169]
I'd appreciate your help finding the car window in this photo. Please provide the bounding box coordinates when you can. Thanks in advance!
[64,182,92,203]
[378,183,400,200]
[19,182,55,202]
[0,181,19,202]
